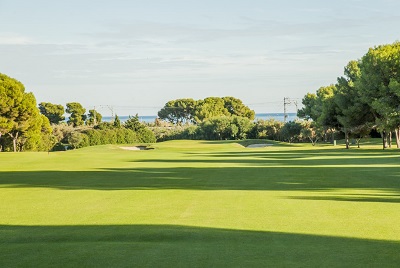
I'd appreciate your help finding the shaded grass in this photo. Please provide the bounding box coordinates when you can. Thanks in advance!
[1,225,399,268]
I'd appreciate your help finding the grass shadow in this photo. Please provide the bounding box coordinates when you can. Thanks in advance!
[1,224,399,267]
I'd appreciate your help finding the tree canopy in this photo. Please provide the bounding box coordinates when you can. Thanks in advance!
[39,102,65,124]
[66,102,86,127]
[0,73,49,152]
[298,41,400,149]
[158,96,255,124]
[86,109,102,126]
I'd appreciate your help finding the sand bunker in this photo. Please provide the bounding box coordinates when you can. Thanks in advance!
[120,146,141,150]
[120,146,153,151]
[246,144,273,148]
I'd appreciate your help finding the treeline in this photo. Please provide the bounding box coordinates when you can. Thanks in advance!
[0,73,155,152]
[151,116,323,145]
[297,41,400,149]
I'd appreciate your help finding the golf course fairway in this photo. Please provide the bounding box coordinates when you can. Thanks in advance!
[0,140,399,267]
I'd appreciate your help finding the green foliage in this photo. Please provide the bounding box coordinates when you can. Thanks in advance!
[298,41,400,148]
[39,102,65,124]
[357,42,400,146]
[124,115,156,143]
[0,73,50,152]
[280,121,302,143]
[297,93,318,121]
[95,122,115,130]
[86,109,102,126]
[158,98,197,124]
[113,115,121,128]
[151,125,197,142]
[78,128,139,148]
[67,131,86,149]
[222,96,255,120]
[199,116,253,140]
[158,96,255,124]
[250,119,284,140]
[194,97,230,123]
[300,120,323,146]
[66,102,86,127]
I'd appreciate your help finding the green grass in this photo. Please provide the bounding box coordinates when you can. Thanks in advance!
[1,140,399,267]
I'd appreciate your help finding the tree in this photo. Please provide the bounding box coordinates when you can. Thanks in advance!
[251,119,284,140]
[158,98,197,124]
[298,86,340,143]
[66,102,86,127]
[39,102,65,124]
[199,116,253,140]
[222,96,255,120]
[113,114,121,128]
[335,61,374,149]
[281,121,302,143]
[0,73,44,152]
[300,121,323,146]
[86,109,102,126]
[124,114,156,143]
[194,97,230,123]
[297,93,318,121]
[357,42,400,149]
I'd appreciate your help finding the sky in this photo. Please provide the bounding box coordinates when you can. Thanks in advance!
[1,0,399,116]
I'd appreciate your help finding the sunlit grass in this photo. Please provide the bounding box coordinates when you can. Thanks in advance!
[0,139,399,267]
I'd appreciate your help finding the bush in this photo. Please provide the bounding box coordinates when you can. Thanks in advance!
[199,116,254,140]
[124,115,156,143]
[250,119,284,140]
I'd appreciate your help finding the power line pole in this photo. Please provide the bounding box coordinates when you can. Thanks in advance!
[283,97,299,123]
[93,106,97,126]
[284,97,290,123]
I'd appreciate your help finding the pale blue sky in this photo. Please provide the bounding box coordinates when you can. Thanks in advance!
[1,0,399,115]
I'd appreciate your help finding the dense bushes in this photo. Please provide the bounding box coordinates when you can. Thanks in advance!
[250,119,284,140]
[151,116,345,145]
[50,117,156,150]
[199,116,253,140]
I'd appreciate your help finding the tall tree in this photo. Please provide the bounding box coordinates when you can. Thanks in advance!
[86,109,102,126]
[0,73,43,152]
[357,42,400,148]
[158,98,197,125]
[194,97,230,123]
[335,61,374,149]
[66,102,86,127]
[315,85,341,142]
[113,114,121,128]
[297,93,318,121]
[39,102,65,124]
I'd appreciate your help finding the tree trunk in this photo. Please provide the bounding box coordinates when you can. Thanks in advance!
[395,128,400,149]
[345,131,349,149]
[8,132,19,152]
[382,131,387,150]
[389,131,392,148]
[356,138,361,148]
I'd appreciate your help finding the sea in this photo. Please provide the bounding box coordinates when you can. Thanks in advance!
[102,113,298,123]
